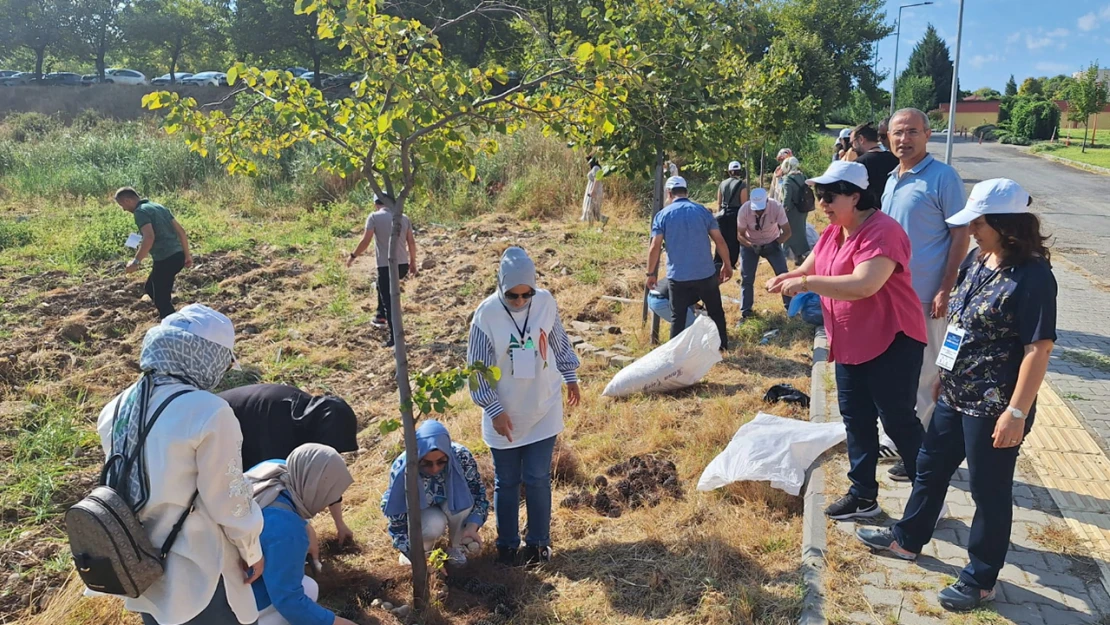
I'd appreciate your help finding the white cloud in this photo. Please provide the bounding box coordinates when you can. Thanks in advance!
[1006,32,1022,44]
[970,54,1000,69]
[1047,28,1070,38]
[1035,62,1074,74]
[1026,34,1053,50]
[1079,12,1099,31]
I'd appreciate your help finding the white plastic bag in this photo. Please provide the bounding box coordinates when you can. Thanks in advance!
[696,412,846,496]
[602,314,721,397]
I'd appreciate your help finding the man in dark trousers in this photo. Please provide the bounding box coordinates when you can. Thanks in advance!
[714,160,749,271]
[115,187,192,319]
[347,194,419,347]
[646,176,733,350]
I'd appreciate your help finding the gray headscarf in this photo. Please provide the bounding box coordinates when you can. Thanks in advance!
[782,156,803,176]
[246,443,354,519]
[108,325,234,511]
[497,247,536,307]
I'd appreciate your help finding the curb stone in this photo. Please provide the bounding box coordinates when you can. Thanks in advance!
[800,327,829,625]
[1027,151,1110,176]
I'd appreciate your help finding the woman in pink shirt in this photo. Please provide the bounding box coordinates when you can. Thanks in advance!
[768,161,928,521]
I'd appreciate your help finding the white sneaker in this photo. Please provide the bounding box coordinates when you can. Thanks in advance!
[445,547,468,566]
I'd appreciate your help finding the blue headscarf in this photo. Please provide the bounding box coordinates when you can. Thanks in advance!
[382,420,474,516]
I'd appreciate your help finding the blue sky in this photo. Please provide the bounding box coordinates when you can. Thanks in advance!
[877,0,1110,92]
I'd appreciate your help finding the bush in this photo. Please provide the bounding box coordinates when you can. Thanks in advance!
[1029,142,1065,154]
[2,112,60,143]
[927,109,946,130]
[1009,98,1060,140]
[71,206,135,264]
[0,218,34,251]
[972,125,997,141]
[999,135,1032,146]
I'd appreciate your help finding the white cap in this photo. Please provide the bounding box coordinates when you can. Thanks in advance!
[946,178,1031,226]
[665,176,687,190]
[161,304,241,370]
[373,194,383,204]
[750,188,769,210]
[838,128,852,139]
[728,160,742,171]
[806,160,869,190]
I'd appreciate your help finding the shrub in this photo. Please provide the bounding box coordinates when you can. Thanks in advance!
[972,124,997,141]
[1009,98,1060,140]
[0,218,34,251]
[2,112,60,143]
[72,109,105,132]
[999,134,1032,146]
[71,207,134,264]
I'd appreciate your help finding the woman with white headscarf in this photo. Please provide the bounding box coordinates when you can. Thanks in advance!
[245,444,357,625]
[467,247,581,567]
[94,304,264,625]
[780,156,812,266]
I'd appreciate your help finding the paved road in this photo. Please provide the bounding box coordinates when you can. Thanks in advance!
[938,137,1110,452]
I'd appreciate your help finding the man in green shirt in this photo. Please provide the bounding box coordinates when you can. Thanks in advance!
[115,187,193,319]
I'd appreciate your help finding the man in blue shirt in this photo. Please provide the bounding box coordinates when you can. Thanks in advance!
[881,108,970,481]
[646,176,733,350]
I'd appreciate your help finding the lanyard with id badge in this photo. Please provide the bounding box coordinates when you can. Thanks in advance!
[502,302,537,379]
[937,261,1000,372]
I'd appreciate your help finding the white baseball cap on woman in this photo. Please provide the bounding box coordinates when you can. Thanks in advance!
[946,178,1031,226]
[806,160,870,190]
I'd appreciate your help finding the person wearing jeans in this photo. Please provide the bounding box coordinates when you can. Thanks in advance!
[347,193,419,347]
[468,247,580,566]
[713,160,749,270]
[768,161,927,521]
[858,179,1057,612]
[736,187,792,320]
[115,187,193,319]
[646,176,733,350]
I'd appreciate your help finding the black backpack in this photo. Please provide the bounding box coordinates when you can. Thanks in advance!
[65,389,196,598]
[791,174,816,213]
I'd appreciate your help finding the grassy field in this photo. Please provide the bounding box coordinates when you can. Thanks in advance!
[1057,126,1109,143]
[0,115,824,624]
[1030,141,1110,170]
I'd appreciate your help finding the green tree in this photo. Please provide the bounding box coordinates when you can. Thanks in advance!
[230,0,344,87]
[1019,76,1043,96]
[1005,74,1018,96]
[0,0,66,78]
[901,24,952,111]
[146,0,632,609]
[1007,98,1060,140]
[1042,74,1078,100]
[972,87,1001,100]
[1066,62,1110,152]
[68,0,127,79]
[895,74,935,112]
[124,0,224,82]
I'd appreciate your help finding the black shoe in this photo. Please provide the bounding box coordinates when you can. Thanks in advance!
[888,461,911,482]
[938,581,995,612]
[824,493,881,520]
[382,338,395,348]
[856,527,917,560]
[519,545,552,566]
[496,546,517,566]
[877,444,898,460]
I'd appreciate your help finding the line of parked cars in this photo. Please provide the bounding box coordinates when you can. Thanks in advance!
[0,67,360,88]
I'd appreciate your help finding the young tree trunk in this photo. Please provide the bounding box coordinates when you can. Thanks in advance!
[386,199,429,611]
[33,48,45,79]
[1082,124,1089,153]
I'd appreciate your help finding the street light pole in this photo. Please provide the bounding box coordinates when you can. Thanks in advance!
[889,2,935,117]
[944,0,966,165]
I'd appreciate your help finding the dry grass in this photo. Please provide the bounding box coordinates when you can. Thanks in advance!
[6,199,819,624]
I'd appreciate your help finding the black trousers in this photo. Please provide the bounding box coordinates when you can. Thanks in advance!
[714,209,741,270]
[669,274,728,350]
[377,264,409,337]
[144,252,185,320]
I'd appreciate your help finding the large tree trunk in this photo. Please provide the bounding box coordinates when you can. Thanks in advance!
[33,47,45,79]
[386,199,429,611]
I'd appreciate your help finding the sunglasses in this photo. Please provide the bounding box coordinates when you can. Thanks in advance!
[814,189,840,205]
[504,289,536,301]
[419,458,449,469]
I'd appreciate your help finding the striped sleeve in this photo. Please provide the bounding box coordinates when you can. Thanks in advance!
[467,324,504,420]
[551,317,580,384]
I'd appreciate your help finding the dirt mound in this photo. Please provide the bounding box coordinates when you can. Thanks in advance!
[559,454,683,518]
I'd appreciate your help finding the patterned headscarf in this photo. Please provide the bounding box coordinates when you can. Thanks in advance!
[107,324,234,511]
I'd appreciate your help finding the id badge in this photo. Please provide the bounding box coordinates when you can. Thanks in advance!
[936,325,966,371]
[511,348,536,379]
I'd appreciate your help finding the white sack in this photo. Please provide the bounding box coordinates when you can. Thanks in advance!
[602,314,721,398]
[697,412,846,496]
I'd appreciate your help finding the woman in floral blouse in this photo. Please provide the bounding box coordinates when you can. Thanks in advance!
[380,420,489,566]
[857,179,1057,612]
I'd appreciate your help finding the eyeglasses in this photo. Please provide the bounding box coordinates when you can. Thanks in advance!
[504,289,536,301]
[419,458,449,469]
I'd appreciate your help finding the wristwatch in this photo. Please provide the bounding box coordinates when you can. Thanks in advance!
[1007,406,1027,420]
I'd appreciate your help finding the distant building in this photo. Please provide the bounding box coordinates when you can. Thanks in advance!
[1072,68,1110,84]
[938,100,1110,133]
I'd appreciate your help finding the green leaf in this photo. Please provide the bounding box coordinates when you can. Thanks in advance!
[379,419,401,435]
[227,66,239,85]
[576,42,595,63]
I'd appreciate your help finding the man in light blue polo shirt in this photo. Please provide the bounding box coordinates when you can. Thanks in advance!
[881,108,970,480]
[646,176,733,350]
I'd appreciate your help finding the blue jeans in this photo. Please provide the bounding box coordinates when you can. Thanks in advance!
[490,435,557,549]
[739,242,790,316]
[835,332,925,501]
[648,292,695,327]
[893,400,1036,591]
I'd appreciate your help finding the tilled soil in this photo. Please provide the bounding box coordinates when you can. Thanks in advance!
[559,454,683,518]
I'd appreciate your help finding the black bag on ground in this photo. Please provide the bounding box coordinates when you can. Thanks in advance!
[65,388,196,598]
[763,383,811,408]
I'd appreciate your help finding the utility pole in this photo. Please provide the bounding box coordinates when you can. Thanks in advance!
[889,2,935,116]
[944,0,965,164]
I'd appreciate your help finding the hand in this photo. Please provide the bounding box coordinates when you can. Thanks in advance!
[992,410,1027,449]
[766,274,790,293]
[241,556,265,584]
[334,520,354,546]
[462,522,483,547]
[567,382,581,406]
[780,277,809,297]
[719,264,733,284]
[931,289,951,319]
[645,274,657,291]
[492,412,514,442]
[184,254,194,269]
[124,260,140,274]
[345,253,356,268]
[408,264,419,278]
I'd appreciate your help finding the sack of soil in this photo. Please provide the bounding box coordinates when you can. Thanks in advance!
[602,314,721,398]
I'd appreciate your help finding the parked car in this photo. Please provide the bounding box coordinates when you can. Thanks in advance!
[42,72,83,86]
[0,72,32,86]
[0,70,19,79]
[285,66,309,77]
[180,71,227,86]
[323,72,361,89]
[105,68,147,85]
[81,74,107,85]
[299,72,333,86]
[151,72,194,85]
